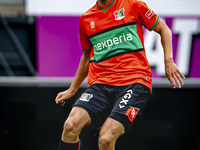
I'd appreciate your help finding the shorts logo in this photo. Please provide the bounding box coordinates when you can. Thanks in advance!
[125,107,140,122]
[80,93,93,102]
[119,89,133,109]
[145,9,154,19]
[113,8,125,20]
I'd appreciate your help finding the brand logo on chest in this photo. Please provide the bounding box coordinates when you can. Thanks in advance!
[113,8,125,20]
[90,21,95,29]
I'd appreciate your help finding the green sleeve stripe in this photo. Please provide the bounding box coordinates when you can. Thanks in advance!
[149,16,160,31]
[82,49,91,53]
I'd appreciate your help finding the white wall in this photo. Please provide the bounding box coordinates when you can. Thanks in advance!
[144,0,200,16]
[25,0,96,16]
[25,0,200,16]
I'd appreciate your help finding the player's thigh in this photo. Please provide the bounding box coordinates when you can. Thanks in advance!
[65,107,92,131]
[99,118,125,143]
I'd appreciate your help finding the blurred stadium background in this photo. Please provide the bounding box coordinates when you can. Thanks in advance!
[0,0,200,150]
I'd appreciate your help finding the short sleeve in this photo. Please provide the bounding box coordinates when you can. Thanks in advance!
[131,0,160,31]
[79,17,93,53]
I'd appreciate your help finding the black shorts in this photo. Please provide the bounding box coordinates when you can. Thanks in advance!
[73,83,151,130]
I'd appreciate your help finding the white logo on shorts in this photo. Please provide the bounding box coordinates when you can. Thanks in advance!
[119,89,133,109]
[131,109,136,118]
[80,93,93,102]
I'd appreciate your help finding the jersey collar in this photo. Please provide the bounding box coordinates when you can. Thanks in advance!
[96,0,116,12]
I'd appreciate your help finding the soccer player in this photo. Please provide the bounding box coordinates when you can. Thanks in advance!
[55,0,185,150]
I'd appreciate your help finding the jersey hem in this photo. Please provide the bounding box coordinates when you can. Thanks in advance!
[88,79,152,90]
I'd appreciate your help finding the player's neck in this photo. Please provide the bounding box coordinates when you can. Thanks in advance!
[97,0,111,7]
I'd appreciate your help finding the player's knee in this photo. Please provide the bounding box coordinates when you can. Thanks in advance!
[63,119,79,137]
[99,135,112,148]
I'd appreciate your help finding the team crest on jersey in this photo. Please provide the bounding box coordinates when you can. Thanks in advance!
[113,8,125,20]
[80,93,93,102]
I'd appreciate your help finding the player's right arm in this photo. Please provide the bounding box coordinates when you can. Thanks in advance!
[55,52,90,106]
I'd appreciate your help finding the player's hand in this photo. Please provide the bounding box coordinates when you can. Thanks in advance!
[55,89,75,106]
[165,58,185,88]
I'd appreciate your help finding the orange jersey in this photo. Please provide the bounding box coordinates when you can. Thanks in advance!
[79,0,160,89]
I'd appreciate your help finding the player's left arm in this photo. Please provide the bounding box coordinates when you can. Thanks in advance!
[154,20,185,88]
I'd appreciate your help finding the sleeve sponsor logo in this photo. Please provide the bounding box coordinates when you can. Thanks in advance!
[145,9,154,19]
